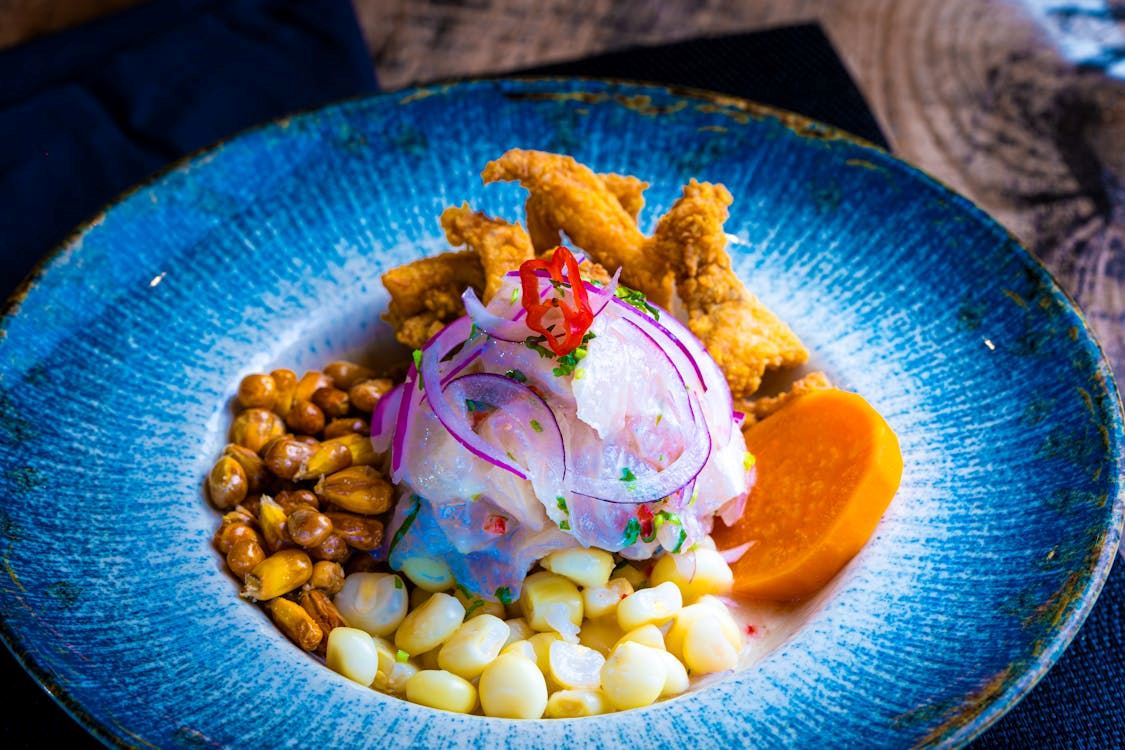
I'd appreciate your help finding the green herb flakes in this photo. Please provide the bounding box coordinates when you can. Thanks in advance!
[620,467,637,482]
[529,419,543,433]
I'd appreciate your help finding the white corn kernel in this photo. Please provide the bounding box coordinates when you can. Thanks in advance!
[582,577,635,620]
[650,548,734,602]
[526,632,563,676]
[545,689,611,718]
[370,635,419,695]
[394,592,465,655]
[600,641,666,710]
[659,651,689,697]
[666,597,742,661]
[438,614,510,680]
[503,617,534,646]
[401,556,454,592]
[541,548,615,588]
[617,581,682,631]
[479,653,548,719]
[579,617,625,656]
[613,563,648,589]
[682,615,739,674]
[325,627,378,686]
[500,640,538,662]
[548,640,606,690]
[334,572,408,637]
[613,623,665,651]
[520,572,583,633]
[454,588,506,620]
[405,669,478,714]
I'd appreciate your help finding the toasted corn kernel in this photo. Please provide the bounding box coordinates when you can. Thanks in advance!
[520,572,583,633]
[349,378,394,413]
[334,572,408,637]
[346,554,380,575]
[401,557,454,592]
[406,670,478,714]
[323,417,370,439]
[541,548,615,588]
[296,440,352,480]
[395,592,465,655]
[242,549,312,600]
[227,538,265,579]
[582,577,635,620]
[237,373,277,409]
[617,581,682,631]
[545,689,610,718]
[268,597,323,652]
[257,496,290,552]
[295,371,332,403]
[274,488,320,514]
[326,513,383,551]
[312,386,351,418]
[207,456,247,510]
[324,360,376,390]
[270,368,298,417]
[438,614,509,680]
[315,465,392,514]
[309,560,345,594]
[230,408,286,454]
[309,533,350,562]
[479,653,548,719]
[650,548,734,602]
[286,399,325,435]
[324,433,378,466]
[659,651,689,697]
[548,640,605,690]
[264,437,316,481]
[326,627,378,685]
[214,522,261,555]
[299,589,347,651]
[600,641,665,710]
[222,444,268,493]
[288,509,333,548]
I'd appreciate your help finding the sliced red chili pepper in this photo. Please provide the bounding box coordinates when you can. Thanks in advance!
[638,505,655,543]
[483,515,508,535]
[519,246,594,356]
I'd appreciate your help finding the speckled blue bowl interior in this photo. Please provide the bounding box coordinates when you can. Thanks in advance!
[0,79,1121,749]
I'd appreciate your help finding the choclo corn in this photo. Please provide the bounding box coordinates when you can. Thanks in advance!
[455,588,506,620]
[503,617,534,646]
[682,614,740,674]
[659,651,689,697]
[326,627,379,686]
[582,577,635,620]
[520,572,583,632]
[613,623,665,651]
[600,641,666,710]
[370,636,418,694]
[612,563,648,590]
[242,549,313,601]
[500,640,538,662]
[401,556,455,592]
[578,616,625,656]
[541,548,615,588]
[526,632,563,677]
[334,572,408,637]
[650,548,734,602]
[665,597,742,663]
[438,614,510,680]
[405,670,478,714]
[478,653,548,719]
[545,689,611,718]
[548,640,605,690]
[617,581,683,631]
[394,592,465,655]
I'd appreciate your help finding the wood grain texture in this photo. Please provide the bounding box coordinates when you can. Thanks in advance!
[358,0,1125,376]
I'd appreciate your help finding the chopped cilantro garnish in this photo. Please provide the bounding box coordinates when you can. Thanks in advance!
[524,336,555,359]
[455,582,473,599]
[495,586,513,606]
[396,649,409,663]
[622,517,641,546]
[469,492,482,502]
[743,451,757,471]
[689,489,699,507]
[559,520,571,531]
[552,352,580,377]
[504,369,528,383]
[529,419,543,433]
[510,287,520,304]
[388,495,422,557]
[672,529,688,553]
[657,453,665,464]
[465,598,485,617]
[620,467,637,482]
[393,576,404,590]
[469,322,482,339]
[655,413,663,426]
[615,284,660,319]
[412,349,424,389]
[556,496,568,513]
[465,399,493,413]
[573,367,585,380]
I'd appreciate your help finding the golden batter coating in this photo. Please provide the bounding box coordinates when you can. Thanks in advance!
[652,180,808,397]
[737,372,833,428]
[381,250,484,349]
[440,204,534,302]
[524,171,649,254]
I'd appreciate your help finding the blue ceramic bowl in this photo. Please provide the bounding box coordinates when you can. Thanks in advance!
[0,79,1121,749]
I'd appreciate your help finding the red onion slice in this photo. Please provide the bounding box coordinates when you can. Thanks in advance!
[717,541,754,564]
[371,382,403,454]
[390,368,418,481]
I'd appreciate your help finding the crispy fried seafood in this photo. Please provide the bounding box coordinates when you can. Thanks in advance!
[382,148,808,399]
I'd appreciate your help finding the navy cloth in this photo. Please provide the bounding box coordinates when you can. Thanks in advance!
[0,2,1119,746]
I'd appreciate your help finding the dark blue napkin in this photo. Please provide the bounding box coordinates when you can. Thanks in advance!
[0,2,1119,747]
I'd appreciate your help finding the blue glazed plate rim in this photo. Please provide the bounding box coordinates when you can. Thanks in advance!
[0,77,1122,749]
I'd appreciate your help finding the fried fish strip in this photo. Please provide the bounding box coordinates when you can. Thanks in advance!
[381,250,484,349]
[483,150,668,300]
[736,372,832,428]
[440,204,534,302]
[524,171,649,253]
[652,180,808,397]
